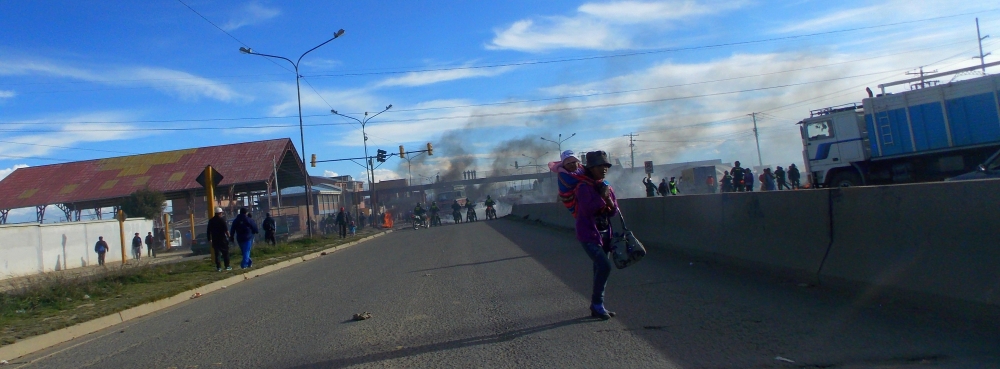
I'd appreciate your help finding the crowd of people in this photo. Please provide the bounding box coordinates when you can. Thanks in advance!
[718,161,801,193]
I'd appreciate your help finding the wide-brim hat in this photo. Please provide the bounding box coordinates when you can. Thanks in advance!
[214,207,224,214]
[584,151,613,169]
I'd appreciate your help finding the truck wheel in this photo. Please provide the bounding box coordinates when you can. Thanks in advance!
[828,171,862,187]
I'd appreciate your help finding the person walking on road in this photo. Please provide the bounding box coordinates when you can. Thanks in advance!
[657,179,668,197]
[230,208,258,269]
[788,164,801,189]
[144,231,156,258]
[207,207,231,271]
[731,161,746,192]
[706,175,716,194]
[744,168,755,192]
[668,177,679,195]
[131,233,142,260]
[721,171,733,193]
[94,236,109,266]
[336,207,348,238]
[576,151,619,320]
[358,212,366,230]
[642,176,657,197]
[775,166,790,190]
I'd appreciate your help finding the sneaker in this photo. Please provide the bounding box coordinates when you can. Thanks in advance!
[590,304,616,320]
[217,268,222,272]
[225,267,233,271]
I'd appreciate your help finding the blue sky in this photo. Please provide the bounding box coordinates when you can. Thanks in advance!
[1,0,999,221]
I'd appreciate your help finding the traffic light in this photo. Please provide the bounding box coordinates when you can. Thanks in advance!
[426,142,433,155]
[399,145,405,159]
[376,149,387,163]
[311,154,316,167]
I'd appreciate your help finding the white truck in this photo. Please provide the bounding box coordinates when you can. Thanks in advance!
[800,66,1000,187]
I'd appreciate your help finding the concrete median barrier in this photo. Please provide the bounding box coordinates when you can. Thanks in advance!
[819,180,1000,308]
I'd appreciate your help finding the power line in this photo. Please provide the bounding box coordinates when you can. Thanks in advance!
[0,140,138,155]
[0,67,911,131]
[174,0,292,74]
[303,9,1000,79]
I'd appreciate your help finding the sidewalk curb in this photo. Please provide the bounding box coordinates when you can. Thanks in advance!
[0,229,394,362]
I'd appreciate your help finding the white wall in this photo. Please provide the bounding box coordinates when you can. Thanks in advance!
[0,218,155,280]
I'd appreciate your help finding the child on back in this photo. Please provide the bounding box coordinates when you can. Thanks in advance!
[548,150,588,218]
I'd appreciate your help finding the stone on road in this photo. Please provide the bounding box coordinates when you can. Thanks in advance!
[12,220,1000,368]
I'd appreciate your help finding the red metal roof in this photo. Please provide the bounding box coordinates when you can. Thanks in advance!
[0,138,307,210]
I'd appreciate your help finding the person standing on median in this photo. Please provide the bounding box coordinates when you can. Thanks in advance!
[145,231,156,258]
[94,236,109,266]
[207,207,232,271]
[262,213,276,246]
[230,207,259,269]
[576,150,619,320]
[131,232,142,260]
[744,167,755,192]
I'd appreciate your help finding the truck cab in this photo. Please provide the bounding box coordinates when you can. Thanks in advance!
[799,104,869,187]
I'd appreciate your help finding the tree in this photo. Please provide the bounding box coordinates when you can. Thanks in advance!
[120,188,166,220]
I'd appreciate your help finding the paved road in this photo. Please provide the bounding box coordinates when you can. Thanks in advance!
[12,219,1000,368]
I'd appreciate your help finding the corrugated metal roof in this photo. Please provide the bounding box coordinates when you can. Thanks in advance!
[0,139,308,210]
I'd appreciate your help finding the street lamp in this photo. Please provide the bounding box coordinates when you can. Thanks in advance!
[540,133,576,153]
[332,105,392,214]
[239,28,345,238]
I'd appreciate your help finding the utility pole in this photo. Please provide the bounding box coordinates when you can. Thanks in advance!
[977,18,991,73]
[624,132,637,169]
[751,113,763,169]
[906,66,938,90]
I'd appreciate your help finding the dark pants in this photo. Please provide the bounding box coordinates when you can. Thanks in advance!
[580,242,612,305]
[339,223,347,238]
[265,231,276,245]
[97,252,106,266]
[778,180,790,190]
[746,183,754,192]
[213,244,230,269]
[146,245,155,258]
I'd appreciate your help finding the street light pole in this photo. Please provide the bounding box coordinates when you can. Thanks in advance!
[239,29,345,238]
[332,105,392,216]
[540,133,576,154]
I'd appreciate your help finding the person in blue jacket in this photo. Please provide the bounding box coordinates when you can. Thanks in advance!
[229,208,259,269]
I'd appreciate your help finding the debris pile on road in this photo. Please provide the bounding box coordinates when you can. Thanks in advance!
[352,312,373,321]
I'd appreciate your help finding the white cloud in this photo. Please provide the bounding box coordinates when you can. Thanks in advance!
[324,170,339,177]
[0,57,247,102]
[222,3,281,31]
[578,0,743,24]
[488,0,747,52]
[376,66,514,88]
[772,5,882,34]
[0,111,149,158]
[0,164,29,181]
[0,90,15,99]
[365,168,402,186]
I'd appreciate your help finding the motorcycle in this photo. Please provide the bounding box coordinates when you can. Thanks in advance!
[466,208,478,222]
[430,213,442,227]
[452,210,462,224]
[412,214,428,230]
[485,205,497,220]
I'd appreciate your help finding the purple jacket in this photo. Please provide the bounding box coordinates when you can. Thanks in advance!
[574,180,619,246]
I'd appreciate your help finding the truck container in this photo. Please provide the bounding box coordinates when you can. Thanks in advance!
[800,71,1000,187]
